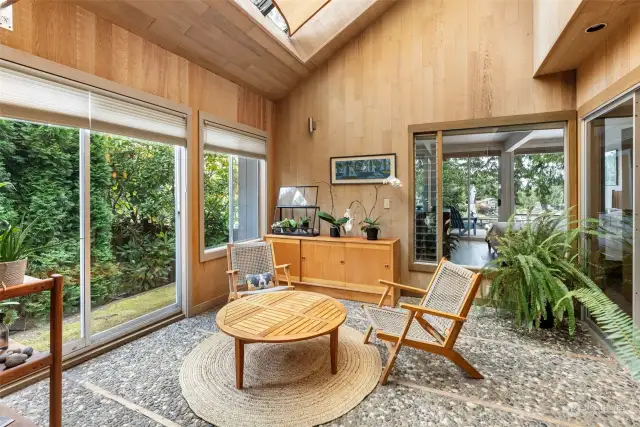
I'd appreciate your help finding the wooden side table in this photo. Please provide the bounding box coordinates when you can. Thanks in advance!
[0,275,63,427]
[216,291,347,389]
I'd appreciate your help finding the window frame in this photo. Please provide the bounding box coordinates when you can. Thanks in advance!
[408,111,577,273]
[0,45,191,355]
[199,111,268,262]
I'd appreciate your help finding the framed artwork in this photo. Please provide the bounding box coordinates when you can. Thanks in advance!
[330,153,396,185]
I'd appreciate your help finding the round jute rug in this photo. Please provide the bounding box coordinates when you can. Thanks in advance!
[179,325,381,427]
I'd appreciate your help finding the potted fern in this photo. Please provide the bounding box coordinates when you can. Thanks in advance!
[485,211,640,380]
[483,211,598,331]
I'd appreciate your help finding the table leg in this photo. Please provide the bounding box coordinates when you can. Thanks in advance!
[235,338,245,389]
[330,329,338,374]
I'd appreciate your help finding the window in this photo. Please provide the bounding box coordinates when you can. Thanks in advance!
[413,134,438,264]
[583,95,635,322]
[0,59,187,354]
[410,115,572,271]
[200,114,266,259]
[250,0,289,33]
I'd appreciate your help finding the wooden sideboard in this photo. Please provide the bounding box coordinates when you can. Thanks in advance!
[264,235,400,305]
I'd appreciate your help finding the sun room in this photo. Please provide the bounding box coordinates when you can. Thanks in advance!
[0,0,639,426]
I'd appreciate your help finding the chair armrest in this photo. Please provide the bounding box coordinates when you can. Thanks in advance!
[378,280,427,295]
[274,264,291,270]
[399,303,466,322]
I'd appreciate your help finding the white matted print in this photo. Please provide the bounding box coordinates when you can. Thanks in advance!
[0,5,13,31]
[330,153,396,185]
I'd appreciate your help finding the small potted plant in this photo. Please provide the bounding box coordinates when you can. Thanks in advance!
[350,176,403,241]
[0,220,35,287]
[299,216,311,229]
[271,218,297,234]
[361,215,383,240]
[317,212,348,237]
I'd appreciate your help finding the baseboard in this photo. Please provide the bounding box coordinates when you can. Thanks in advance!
[189,294,228,317]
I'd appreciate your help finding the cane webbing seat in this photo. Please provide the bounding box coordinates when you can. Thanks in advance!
[226,241,294,302]
[230,241,276,286]
[363,258,483,384]
[364,307,437,343]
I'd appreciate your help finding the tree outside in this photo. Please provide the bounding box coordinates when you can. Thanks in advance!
[0,119,232,348]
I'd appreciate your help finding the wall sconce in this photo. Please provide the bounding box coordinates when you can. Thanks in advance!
[308,117,316,134]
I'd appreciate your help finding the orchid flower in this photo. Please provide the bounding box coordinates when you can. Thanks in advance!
[383,176,403,187]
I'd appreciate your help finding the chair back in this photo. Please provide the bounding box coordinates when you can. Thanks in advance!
[227,241,276,287]
[420,260,478,339]
[448,205,465,229]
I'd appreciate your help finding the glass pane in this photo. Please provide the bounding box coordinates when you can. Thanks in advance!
[1,118,81,353]
[414,134,438,263]
[514,151,565,222]
[586,97,634,317]
[203,151,230,249]
[90,133,177,337]
[441,123,564,267]
[231,155,259,242]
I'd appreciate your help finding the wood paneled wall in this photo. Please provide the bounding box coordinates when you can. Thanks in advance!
[532,0,582,74]
[0,0,275,313]
[274,0,576,287]
[576,9,640,111]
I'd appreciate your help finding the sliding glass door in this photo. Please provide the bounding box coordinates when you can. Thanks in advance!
[0,119,84,353]
[584,94,637,326]
[0,61,186,357]
[89,134,180,342]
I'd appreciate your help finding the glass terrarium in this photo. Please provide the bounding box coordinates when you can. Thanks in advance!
[272,186,320,236]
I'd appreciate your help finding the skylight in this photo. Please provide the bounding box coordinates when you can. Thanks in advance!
[251,0,289,34]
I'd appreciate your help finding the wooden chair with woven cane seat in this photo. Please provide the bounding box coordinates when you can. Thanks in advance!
[363,258,483,385]
[226,241,294,302]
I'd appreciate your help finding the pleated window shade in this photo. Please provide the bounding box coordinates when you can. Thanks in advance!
[0,64,187,146]
[90,93,187,146]
[203,121,267,159]
[0,67,91,129]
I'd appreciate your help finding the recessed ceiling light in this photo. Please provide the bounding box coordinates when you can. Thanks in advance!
[585,23,607,33]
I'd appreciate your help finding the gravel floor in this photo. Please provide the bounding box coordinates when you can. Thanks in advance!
[1,297,638,427]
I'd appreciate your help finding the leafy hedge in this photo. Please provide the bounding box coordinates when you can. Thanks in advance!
[0,119,227,321]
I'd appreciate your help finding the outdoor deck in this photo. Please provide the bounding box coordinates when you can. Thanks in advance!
[1,297,638,426]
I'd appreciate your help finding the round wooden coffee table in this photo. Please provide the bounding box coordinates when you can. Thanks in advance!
[216,291,347,389]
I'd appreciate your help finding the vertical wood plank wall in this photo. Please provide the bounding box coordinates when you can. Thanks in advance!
[0,0,274,313]
[274,0,576,287]
[532,0,582,74]
[576,9,640,110]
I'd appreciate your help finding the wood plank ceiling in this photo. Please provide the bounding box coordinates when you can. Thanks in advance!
[73,0,397,100]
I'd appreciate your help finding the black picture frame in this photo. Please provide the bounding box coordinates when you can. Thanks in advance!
[329,153,397,185]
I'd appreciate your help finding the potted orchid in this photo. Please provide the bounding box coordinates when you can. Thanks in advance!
[350,176,403,240]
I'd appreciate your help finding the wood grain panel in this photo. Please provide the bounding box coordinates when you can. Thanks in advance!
[576,9,640,111]
[274,0,576,288]
[533,0,583,73]
[534,0,640,77]
[1,0,275,314]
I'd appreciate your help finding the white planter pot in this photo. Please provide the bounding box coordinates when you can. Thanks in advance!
[0,259,27,286]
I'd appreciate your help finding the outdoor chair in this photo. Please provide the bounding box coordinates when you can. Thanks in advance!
[449,205,477,236]
[226,241,294,302]
[363,258,483,384]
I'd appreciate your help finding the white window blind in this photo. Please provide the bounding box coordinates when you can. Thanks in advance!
[0,67,91,128]
[0,63,187,146]
[203,120,267,159]
[90,93,186,146]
